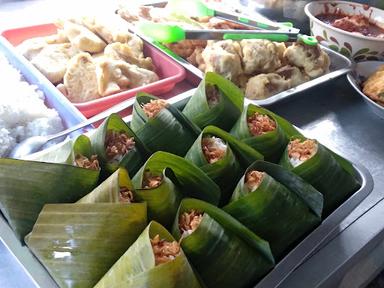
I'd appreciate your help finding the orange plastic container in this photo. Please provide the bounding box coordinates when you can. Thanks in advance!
[2,23,186,117]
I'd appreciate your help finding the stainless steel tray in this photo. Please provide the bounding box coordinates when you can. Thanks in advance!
[0,89,374,288]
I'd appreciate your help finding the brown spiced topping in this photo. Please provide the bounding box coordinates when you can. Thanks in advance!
[247,112,276,136]
[119,187,134,203]
[150,234,181,266]
[179,210,203,236]
[245,170,265,192]
[142,99,168,118]
[74,154,100,170]
[288,139,318,162]
[201,136,227,164]
[105,130,135,161]
[206,84,220,107]
[142,171,163,189]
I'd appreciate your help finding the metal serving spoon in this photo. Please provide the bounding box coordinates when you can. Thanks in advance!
[8,97,136,159]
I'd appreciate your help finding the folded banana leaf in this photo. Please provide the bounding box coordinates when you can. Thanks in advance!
[185,126,263,205]
[182,72,244,130]
[230,104,289,162]
[26,203,147,288]
[130,93,200,156]
[280,136,360,215]
[95,221,202,288]
[132,152,221,227]
[77,168,135,203]
[224,161,322,258]
[90,113,148,177]
[172,198,274,288]
[0,158,100,241]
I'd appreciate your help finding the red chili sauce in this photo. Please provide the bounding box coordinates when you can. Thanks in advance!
[316,9,384,38]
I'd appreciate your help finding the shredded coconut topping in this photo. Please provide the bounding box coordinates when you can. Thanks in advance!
[179,210,204,237]
[201,136,227,164]
[247,112,276,136]
[288,139,317,167]
[206,84,220,108]
[142,99,168,118]
[74,154,100,170]
[119,187,134,203]
[142,171,163,189]
[245,170,265,192]
[150,234,180,266]
[105,130,135,161]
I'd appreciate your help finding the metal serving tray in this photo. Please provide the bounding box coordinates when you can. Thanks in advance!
[0,89,374,288]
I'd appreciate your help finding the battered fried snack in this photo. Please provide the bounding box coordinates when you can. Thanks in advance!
[245,73,290,100]
[362,65,384,105]
[275,65,309,87]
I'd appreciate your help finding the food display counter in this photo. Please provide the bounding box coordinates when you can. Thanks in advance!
[1,1,384,288]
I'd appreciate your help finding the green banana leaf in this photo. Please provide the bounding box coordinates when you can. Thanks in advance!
[230,104,289,162]
[24,138,74,164]
[182,72,244,130]
[184,128,243,205]
[90,113,148,177]
[224,161,322,258]
[77,168,134,203]
[26,203,147,288]
[132,152,221,226]
[280,136,360,215]
[172,198,274,288]
[0,158,100,241]
[130,93,200,156]
[95,221,202,288]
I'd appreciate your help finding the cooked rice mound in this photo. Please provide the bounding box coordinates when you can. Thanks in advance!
[150,234,181,266]
[105,130,135,161]
[179,210,204,237]
[206,84,220,107]
[247,112,276,136]
[288,139,318,167]
[74,154,100,170]
[245,170,265,192]
[142,171,163,189]
[119,187,134,203]
[201,136,227,164]
[142,99,168,118]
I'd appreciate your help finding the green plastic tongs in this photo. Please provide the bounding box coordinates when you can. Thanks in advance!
[137,0,317,46]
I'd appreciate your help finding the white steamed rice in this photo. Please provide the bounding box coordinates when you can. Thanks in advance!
[0,53,63,157]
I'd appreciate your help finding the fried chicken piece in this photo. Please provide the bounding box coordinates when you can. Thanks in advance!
[30,43,78,84]
[284,42,330,78]
[275,65,309,87]
[104,42,154,71]
[240,39,285,74]
[187,46,205,70]
[363,65,384,105]
[202,40,243,82]
[96,58,159,96]
[245,73,290,100]
[63,52,100,102]
[63,21,106,53]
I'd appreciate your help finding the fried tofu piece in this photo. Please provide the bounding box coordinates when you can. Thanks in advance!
[30,43,78,84]
[104,42,154,71]
[63,52,100,102]
[63,21,106,53]
[240,39,285,74]
[284,42,330,78]
[96,58,159,96]
[363,65,384,104]
[245,73,290,100]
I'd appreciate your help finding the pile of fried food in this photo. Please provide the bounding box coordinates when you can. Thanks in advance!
[362,65,384,106]
[17,15,159,103]
[117,4,331,100]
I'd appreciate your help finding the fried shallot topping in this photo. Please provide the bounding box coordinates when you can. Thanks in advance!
[206,84,220,107]
[105,130,135,161]
[245,170,265,192]
[142,171,163,189]
[119,187,134,203]
[142,99,168,118]
[201,136,227,164]
[288,139,318,162]
[179,210,204,237]
[247,112,276,136]
[74,154,100,170]
[150,234,180,266]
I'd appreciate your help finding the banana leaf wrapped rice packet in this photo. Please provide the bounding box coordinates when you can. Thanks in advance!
[95,221,202,288]
[182,72,244,131]
[224,161,323,258]
[130,93,200,156]
[280,137,360,215]
[230,104,289,162]
[172,198,275,288]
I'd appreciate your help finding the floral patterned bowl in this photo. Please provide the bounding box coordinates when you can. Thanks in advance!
[304,1,384,62]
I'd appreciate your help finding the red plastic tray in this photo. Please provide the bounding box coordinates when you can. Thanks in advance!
[2,23,186,117]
